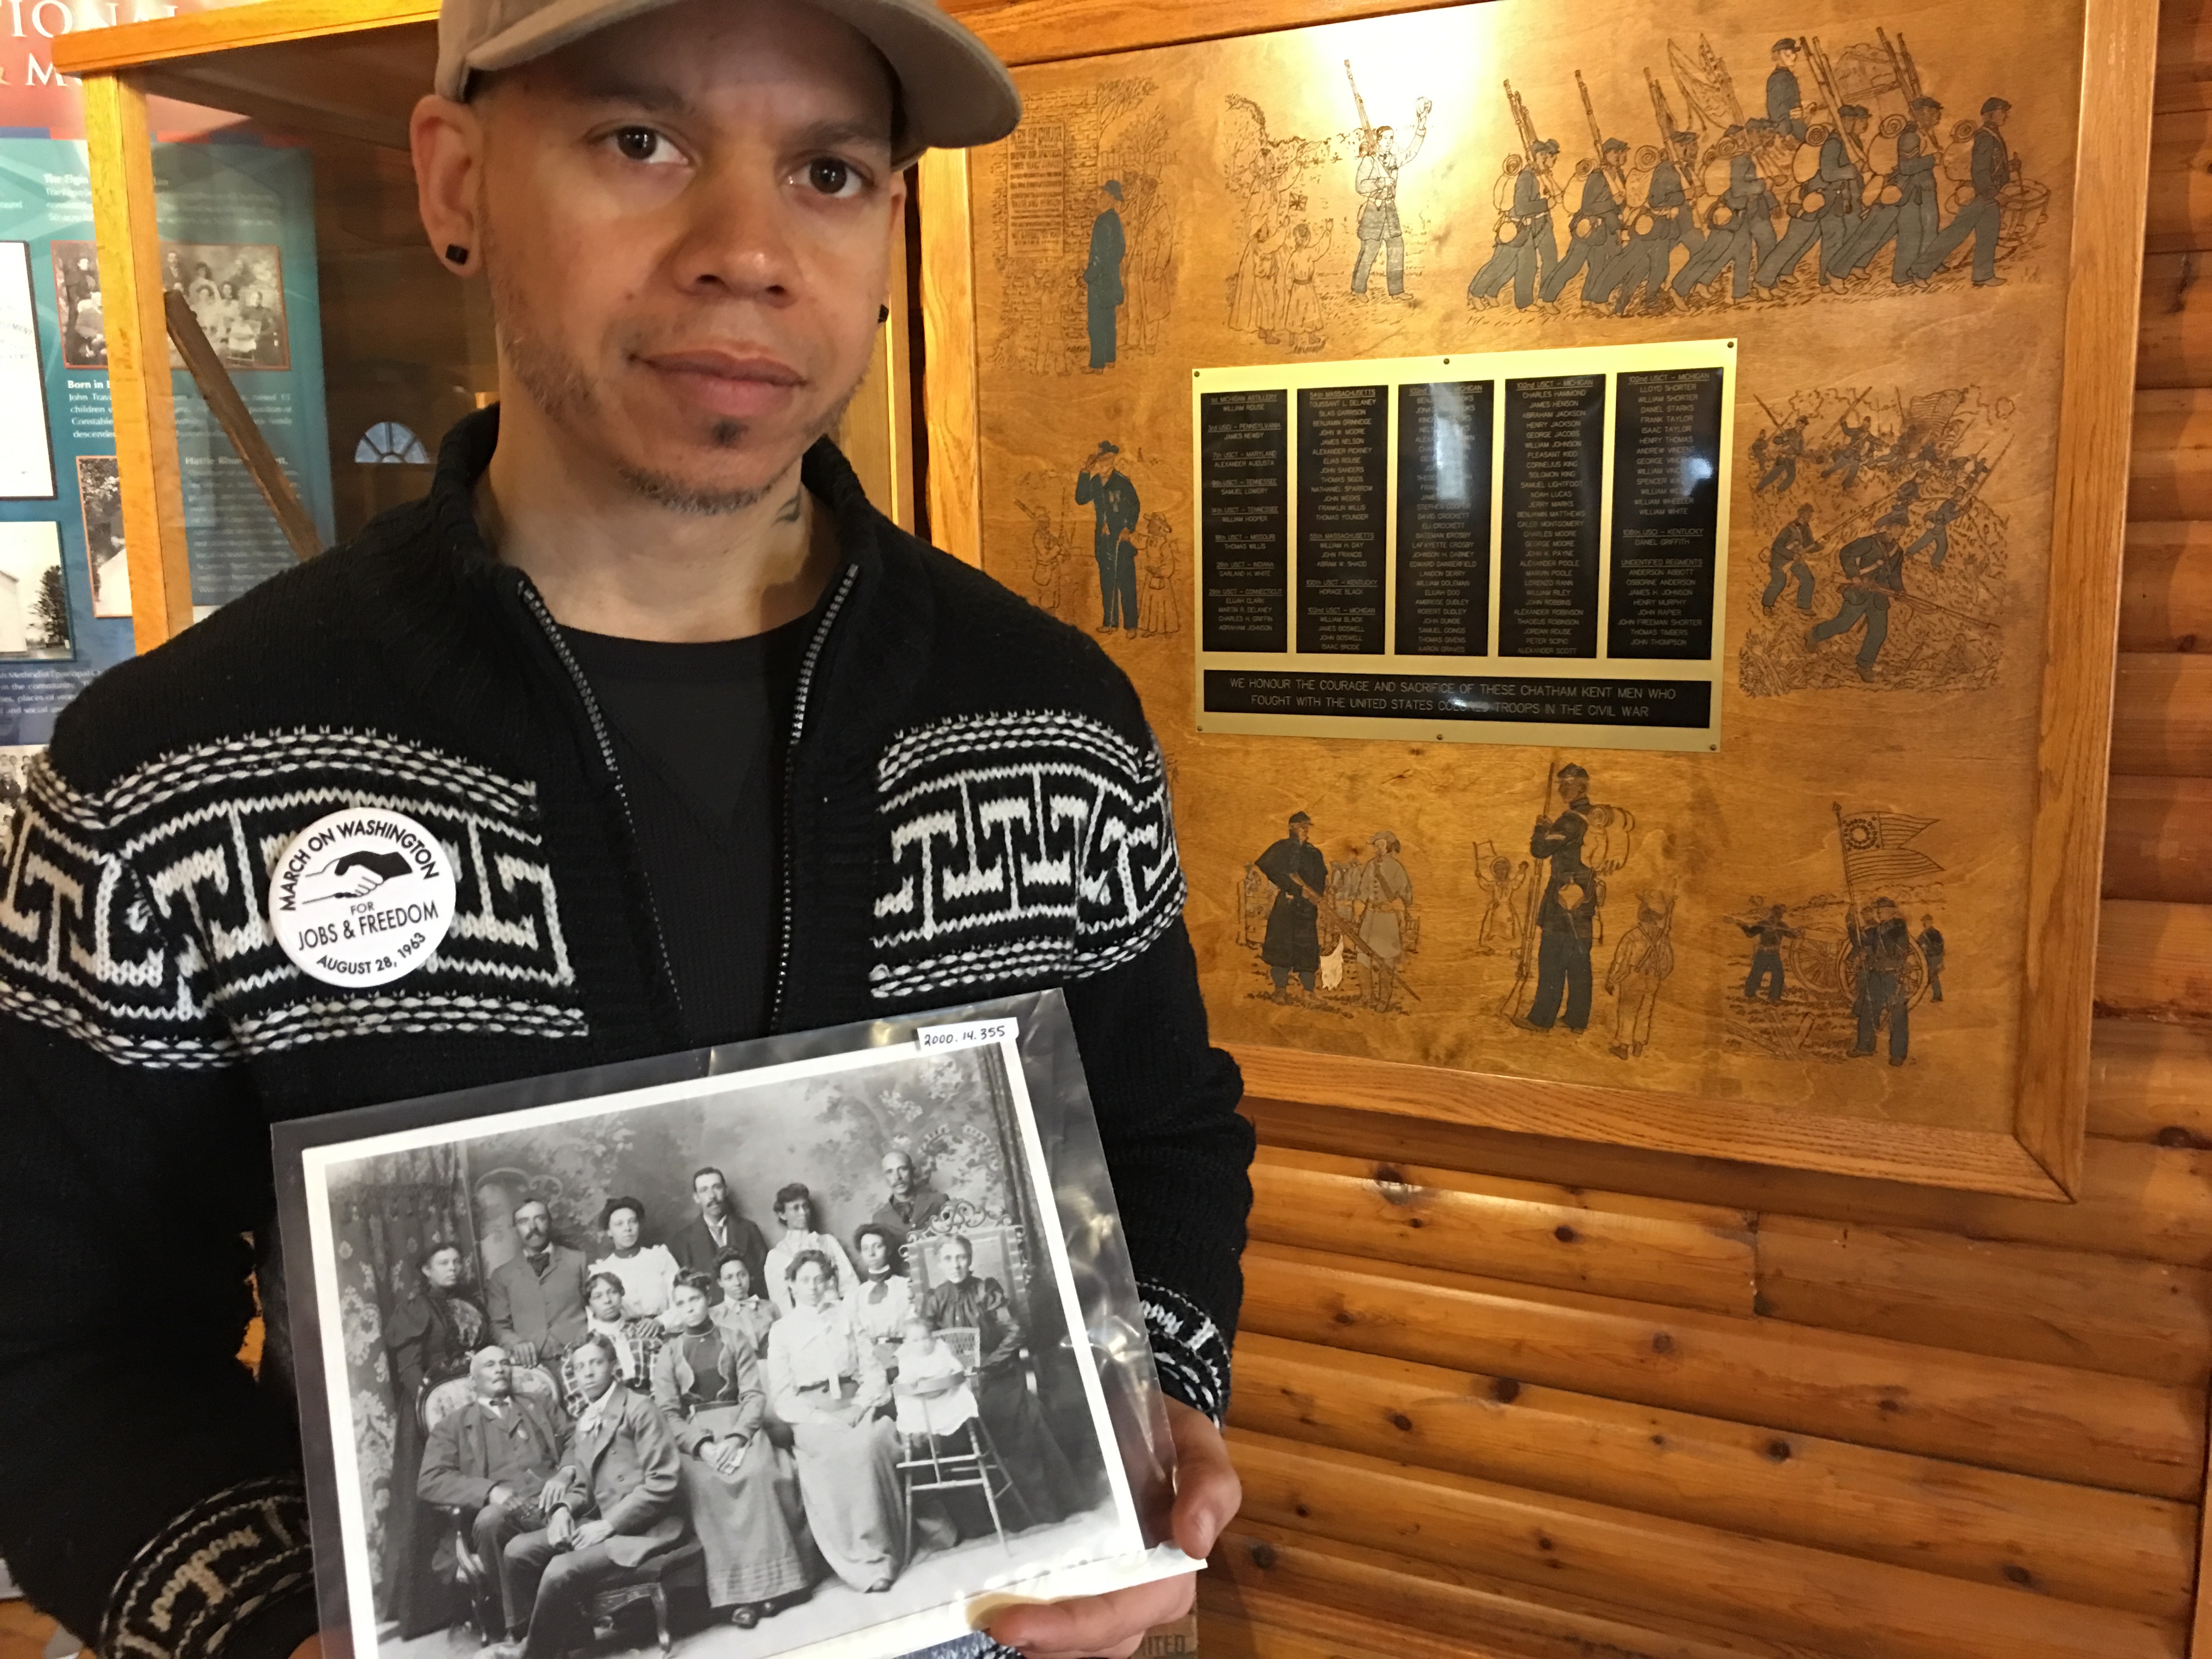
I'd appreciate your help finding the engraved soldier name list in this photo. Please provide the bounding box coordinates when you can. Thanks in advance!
[1194,342,1734,750]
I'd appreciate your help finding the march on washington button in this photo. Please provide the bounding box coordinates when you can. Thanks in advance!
[267,806,458,988]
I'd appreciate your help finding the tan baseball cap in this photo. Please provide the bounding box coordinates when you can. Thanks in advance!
[435,0,1022,160]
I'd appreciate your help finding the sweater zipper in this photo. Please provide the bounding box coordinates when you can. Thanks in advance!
[515,576,686,1032]
[769,560,860,1032]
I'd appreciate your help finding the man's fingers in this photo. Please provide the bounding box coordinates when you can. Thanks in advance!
[1165,1403,1243,1561]
[988,1575,1195,1658]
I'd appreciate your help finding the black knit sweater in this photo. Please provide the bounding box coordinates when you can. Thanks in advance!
[0,411,1251,1659]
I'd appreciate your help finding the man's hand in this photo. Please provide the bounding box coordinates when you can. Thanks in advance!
[487,1482,514,1507]
[545,1506,574,1549]
[571,1519,614,1551]
[538,1474,568,1511]
[986,1400,1240,1659]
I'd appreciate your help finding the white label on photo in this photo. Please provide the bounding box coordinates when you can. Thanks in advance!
[916,1016,1019,1052]
[267,807,456,988]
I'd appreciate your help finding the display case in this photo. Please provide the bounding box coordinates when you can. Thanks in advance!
[53,0,918,657]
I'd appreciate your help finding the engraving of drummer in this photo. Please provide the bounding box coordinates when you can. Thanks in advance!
[1255,811,1329,1002]
[1519,765,1600,1033]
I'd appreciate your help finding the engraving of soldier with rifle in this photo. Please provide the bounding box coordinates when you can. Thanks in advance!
[1467,84,1562,311]
[1512,763,1602,1034]
[1542,71,1630,308]
[1602,74,1699,315]
[1254,810,1329,1002]
[1343,59,1431,299]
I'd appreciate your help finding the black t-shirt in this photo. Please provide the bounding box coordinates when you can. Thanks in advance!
[561,617,811,1046]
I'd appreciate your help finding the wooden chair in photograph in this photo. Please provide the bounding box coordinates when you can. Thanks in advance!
[894,1324,1032,1556]
[578,1539,706,1659]
[418,1364,565,1645]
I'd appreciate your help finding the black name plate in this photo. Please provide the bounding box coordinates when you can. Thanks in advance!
[1500,374,1606,657]
[1200,388,1290,652]
[1394,381,1496,656]
[1296,384,1389,654]
[1205,669,1712,728]
[1608,366,1724,658]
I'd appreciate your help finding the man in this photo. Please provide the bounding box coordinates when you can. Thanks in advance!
[1081,179,1126,371]
[1674,125,1774,301]
[1825,409,1876,489]
[873,1149,950,1249]
[1739,904,1798,1002]
[1847,94,1942,284]
[1762,505,1821,614]
[1604,889,1673,1060]
[1607,128,1697,315]
[1912,97,2012,287]
[1523,764,1599,1034]
[1255,811,1328,1001]
[0,2,1249,1656]
[1468,138,1561,310]
[668,1166,769,1292]
[494,1337,685,1659]
[1075,441,1141,634]
[922,1235,1081,1525]
[1542,139,1629,307]
[1808,529,1904,682]
[1463,150,1526,306]
[1754,105,1865,292]
[1766,40,1810,138]
[1848,896,1915,1065]
[1348,831,1413,1013]
[1905,491,1962,569]
[1756,417,1808,496]
[487,1201,590,1370]
[1919,913,1946,1002]
[1350,99,1431,298]
[418,1347,569,1635]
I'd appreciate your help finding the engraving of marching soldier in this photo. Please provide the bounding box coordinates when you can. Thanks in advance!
[1767,38,1813,140]
[1754,104,1867,292]
[1542,137,1631,307]
[1737,902,1799,1001]
[1345,64,1431,300]
[1910,97,2013,287]
[1761,504,1821,614]
[1807,525,1904,682]
[1843,95,1943,285]
[1080,180,1125,372]
[1074,442,1141,634]
[1609,128,1700,316]
[1474,844,1530,953]
[1918,912,1946,1001]
[1605,889,1675,1060]
[1673,122,1778,303]
[1255,811,1328,1002]
[1468,139,1564,311]
[1348,831,1417,1013]
[1516,764,1601,1034]
[1847,895,1915,1065]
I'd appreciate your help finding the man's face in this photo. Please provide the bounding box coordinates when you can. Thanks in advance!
[882,1154,913,1197]
[694,1171,727,1217]
[515,1202,551,1250]
[473,1348,512,1398]
[1874,902,1899,923]
[435,0,903,510]
[1988,106,2009,130]
[573,1342,616,1399]
[1775,48,1797,69]
[1558,777,1582,804]
[1290,821,1311,844]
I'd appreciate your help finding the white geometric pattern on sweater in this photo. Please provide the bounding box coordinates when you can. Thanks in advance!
[869,710,1184,1001]
[0,730,584,1069]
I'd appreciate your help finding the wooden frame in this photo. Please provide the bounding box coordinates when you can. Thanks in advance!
[55,0,919,640]
[918,0,2161,1198]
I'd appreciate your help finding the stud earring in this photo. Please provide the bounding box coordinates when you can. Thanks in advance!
[878,303,890,324]
[444,244,469,267]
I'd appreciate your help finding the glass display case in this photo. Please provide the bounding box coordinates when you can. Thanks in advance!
[53,0,916,656]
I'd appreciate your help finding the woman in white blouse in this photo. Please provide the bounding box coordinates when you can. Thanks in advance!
[587,1195,682,1324]
[765,1250,904,1593]
[849,1224,915,1372]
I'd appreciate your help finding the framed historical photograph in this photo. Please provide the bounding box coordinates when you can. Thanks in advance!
[274,994,1190,1659]
[0,520,71,659]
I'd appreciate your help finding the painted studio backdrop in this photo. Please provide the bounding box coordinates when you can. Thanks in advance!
[965,0,2077,1144]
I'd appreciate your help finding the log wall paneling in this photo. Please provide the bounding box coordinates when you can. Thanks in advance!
[2119,523,2212,649]
[2103,777,2212,904]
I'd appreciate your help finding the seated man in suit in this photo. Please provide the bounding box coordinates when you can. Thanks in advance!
[668,1165,768,1294]
[486,1199,590,1370]
[417,1346,569,1633]
[492,1335,687,1659]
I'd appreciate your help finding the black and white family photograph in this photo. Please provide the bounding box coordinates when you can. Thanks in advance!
[297,1036,1152,1659]
[0,744,39,821]
[51,241,292,371]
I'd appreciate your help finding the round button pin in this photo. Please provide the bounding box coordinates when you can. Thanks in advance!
[267,806,458,989]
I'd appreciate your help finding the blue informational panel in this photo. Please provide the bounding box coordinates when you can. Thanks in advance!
[0,134,332,748]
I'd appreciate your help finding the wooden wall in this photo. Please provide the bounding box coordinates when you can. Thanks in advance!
[1188,2,2212,1652]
